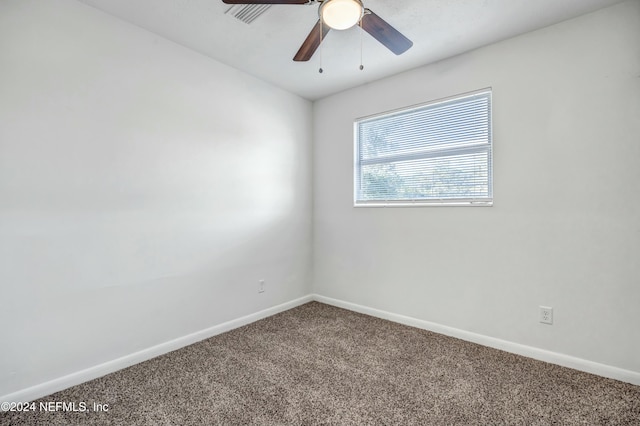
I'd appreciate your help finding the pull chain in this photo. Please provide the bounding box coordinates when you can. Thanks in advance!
[359,19,364,71]
[319,21,324,74]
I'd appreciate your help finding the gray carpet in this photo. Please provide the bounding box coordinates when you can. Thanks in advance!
[2,302,639,425]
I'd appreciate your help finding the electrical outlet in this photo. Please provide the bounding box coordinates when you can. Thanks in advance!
[258,279,265,293]
[539,306,553,325]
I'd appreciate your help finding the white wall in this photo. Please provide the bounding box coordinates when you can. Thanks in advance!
[313,1,640,374]
[0,0,312,397]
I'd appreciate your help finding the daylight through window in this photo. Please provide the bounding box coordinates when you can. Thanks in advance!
[354,89,493,206]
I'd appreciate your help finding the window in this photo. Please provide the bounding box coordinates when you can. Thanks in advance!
[354,89,492,206]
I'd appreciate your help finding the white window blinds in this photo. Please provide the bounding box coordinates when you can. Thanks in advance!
[354,89,493,206]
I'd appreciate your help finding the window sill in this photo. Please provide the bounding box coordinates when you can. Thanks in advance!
[353,200,493,208]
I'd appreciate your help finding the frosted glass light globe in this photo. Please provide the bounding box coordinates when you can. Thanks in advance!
[320,0,364,30]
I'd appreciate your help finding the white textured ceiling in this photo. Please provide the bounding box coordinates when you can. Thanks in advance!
[76,0,624,100]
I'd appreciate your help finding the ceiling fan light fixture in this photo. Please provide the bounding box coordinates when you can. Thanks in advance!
[320,0,364,30]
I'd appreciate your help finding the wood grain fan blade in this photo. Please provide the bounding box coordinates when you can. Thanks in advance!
[293,20,331,61]
[222,0,309,4]
[361,9,413,55]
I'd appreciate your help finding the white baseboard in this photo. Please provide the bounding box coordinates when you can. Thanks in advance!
[4,292,637,405]
[1,295,313,404]
[312,294,640,386]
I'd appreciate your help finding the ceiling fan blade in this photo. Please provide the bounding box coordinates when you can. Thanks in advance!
[293,20,331,62]
[222,0,309,4]
[361,9,413,55]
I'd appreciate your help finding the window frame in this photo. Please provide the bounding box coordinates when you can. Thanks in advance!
[353,88,493,208]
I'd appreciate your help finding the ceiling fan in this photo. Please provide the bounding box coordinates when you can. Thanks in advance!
[221,0,413,62]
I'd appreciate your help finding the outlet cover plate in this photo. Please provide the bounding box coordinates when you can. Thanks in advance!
[539,306,553,324]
